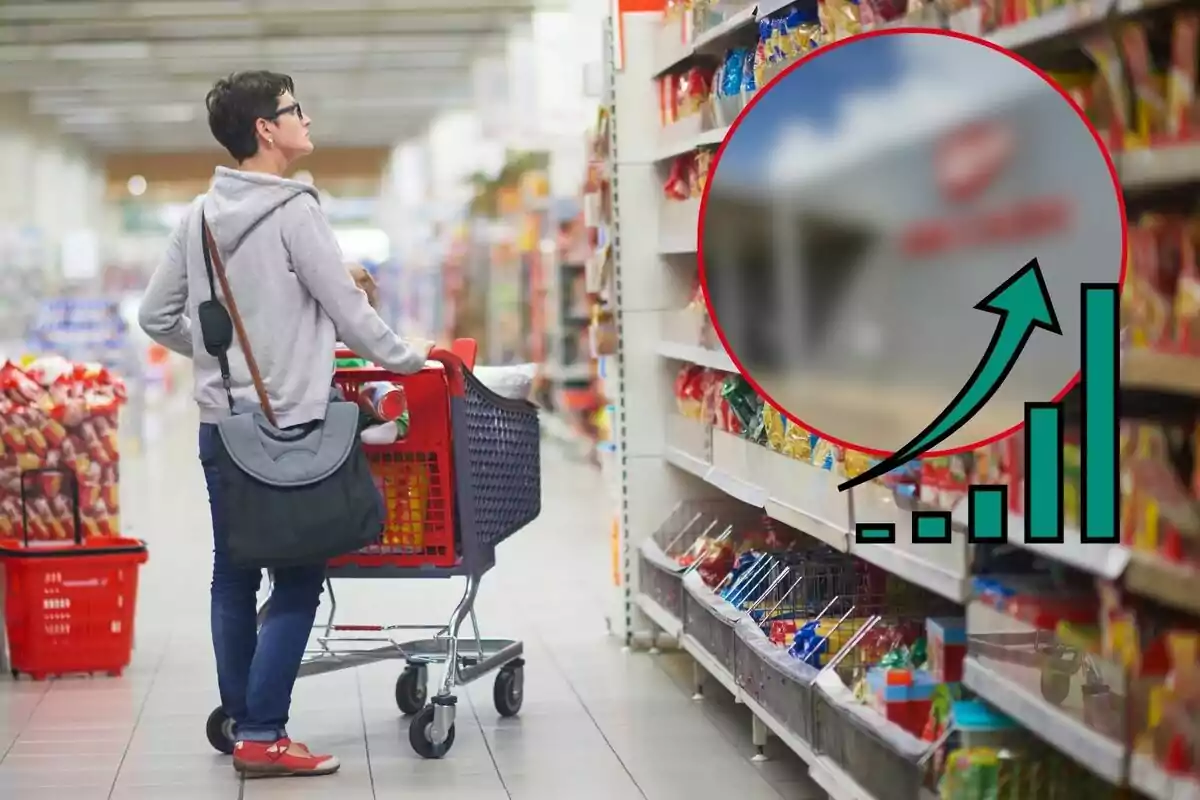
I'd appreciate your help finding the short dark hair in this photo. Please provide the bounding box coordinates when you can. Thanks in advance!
[206,71,295,162]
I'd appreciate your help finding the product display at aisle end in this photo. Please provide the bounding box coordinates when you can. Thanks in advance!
[0,355,148,680]
[608,2,1200,800]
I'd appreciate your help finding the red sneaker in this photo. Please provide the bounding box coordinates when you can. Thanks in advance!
[233,738,341,778]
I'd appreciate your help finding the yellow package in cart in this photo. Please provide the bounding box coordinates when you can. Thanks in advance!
[384,463,430,549]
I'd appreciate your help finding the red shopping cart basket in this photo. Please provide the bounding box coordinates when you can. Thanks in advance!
[0,468,148,680]
[328,338,540,572]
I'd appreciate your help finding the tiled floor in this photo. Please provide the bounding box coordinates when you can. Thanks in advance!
[0,407,823,799]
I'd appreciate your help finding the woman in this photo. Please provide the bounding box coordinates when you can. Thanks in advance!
[138,71,432,779]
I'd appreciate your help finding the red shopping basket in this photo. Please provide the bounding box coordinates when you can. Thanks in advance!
[0,468,148,679]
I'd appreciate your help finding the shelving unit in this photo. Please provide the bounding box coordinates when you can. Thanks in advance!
[608,0,1200,798]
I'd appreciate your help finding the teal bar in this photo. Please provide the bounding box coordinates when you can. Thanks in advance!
[1083,285,1118,542]
[914,512,951,543]
[968,486,1006,542]
[1027,405,1062,542]
[855,524,895,544]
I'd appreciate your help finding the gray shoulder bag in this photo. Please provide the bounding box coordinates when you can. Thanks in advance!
[197,215,383,568]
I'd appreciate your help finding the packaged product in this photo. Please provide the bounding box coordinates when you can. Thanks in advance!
[811,438,836,471]
[1083,35,1132,150]
[740,40,758,94]
[473,363,538,400]
[1123,219,1174,349]
[663,155,693,201]
[1121,422,1200,561]
[675,365,714,421]
[719,49,748,97]
[786,6,822,53]
[754,19,773,89]
[678,67,713,118]
[1175,223,1200,354]
[782,419,813,461]
[358,382,407,422]
[819,0,862,41]
[840,448,871,480]
[719,375,762,437]
[0,359,126,541]
[767,18,787,65]
[1168,10,1200,139]
[764,404,787,452]
[692,149,713,198]
[1121,23,1170,146]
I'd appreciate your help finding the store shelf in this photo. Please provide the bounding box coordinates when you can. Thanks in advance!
[1119,144,1200,190]
[656,340,737,371]
[1124,550,1200,617]
[982,0,1115,49]
[677,625,881,800]
[659,197,700,254]
[655,125,730,162]
[1131,753,1200,800]
[635,591,683,639]
[962,657,1126,784]
[692,4,758,53]
[1122,348,1200,396]
[664,421,853,551]
[653,3,758,75]
[852,484,971,603]
[947,504,1131,579]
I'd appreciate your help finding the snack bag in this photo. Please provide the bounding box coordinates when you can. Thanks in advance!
[1083,35,1132,150]
[693,149,713,198]
[754,19,772,89]
[719,49,747,97]
[1168,11,1199,139]
[782,420,813,461]
[675,365,710,420]
[819,0,862,41]
[1122,222,1173,349]
[811,438,836,471]
[1121,23,1170,146]
[763,404,787,452]
[1175,223,1200,353]
[841,449,872,480]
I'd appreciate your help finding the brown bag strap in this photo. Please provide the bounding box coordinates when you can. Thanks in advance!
[201,219,278,428]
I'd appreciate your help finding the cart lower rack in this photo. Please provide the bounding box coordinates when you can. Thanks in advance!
[205,340,542,759]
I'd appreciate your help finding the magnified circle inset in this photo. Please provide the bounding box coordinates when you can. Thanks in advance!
[699,28,1125,455]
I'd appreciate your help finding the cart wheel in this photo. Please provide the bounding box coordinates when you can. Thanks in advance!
[409,705,456,759]
[395,665,428,716]
[206,706,236,755]
[493,664,524,718]
[1040,668,1072,706]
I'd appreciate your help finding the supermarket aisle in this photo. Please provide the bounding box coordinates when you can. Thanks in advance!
[0,407,820,800]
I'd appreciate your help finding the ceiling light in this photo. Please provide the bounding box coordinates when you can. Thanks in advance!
[127,175,148,197]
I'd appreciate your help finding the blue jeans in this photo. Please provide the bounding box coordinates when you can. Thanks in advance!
[199,424,326,743]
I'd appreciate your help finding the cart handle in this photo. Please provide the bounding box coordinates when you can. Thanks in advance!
[428,348,466,398]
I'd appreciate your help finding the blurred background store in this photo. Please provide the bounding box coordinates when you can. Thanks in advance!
[0,0,612,460]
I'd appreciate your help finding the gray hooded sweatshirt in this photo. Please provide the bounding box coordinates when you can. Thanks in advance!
[138,167,427,428]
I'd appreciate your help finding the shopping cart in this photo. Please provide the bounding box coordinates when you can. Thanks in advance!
[204,340,542,759]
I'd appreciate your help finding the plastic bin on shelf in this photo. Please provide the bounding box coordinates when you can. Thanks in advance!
[813,686,928,800]
[0,468,148,680]
[640,499,754,625]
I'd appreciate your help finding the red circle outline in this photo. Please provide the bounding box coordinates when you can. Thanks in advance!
[697,26,1129,458]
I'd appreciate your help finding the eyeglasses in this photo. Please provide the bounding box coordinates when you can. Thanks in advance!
[267,102,303,120]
